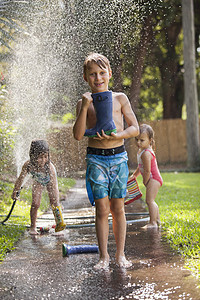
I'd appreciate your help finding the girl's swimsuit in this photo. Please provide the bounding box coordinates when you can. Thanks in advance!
[137,148,163,186]
[30,171,50,186]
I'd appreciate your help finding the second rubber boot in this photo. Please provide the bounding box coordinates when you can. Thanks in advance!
[84,91,117,137]
[52,205,66,232]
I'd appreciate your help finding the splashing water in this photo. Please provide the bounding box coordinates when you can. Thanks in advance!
[8,0,76,175]
[9,36,51,174]
[7,0,141,175]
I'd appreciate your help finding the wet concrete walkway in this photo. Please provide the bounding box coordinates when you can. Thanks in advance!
[0,179,199,299]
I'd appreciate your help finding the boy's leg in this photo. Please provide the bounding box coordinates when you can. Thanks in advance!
[94,196,110,270]
[30,182,43,235]
[110,198,132,268]
[144,179,160,228]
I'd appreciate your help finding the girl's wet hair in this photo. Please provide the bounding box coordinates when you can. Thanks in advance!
[83,52,111,78]
[140,124,155,149]
[29,139,50,168]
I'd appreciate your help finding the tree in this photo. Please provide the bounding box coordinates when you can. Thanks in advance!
[126,1,184,119]
[107,1,185,120]
[129,14,154,112]
[154,3,183,119]
[182,0,199,168]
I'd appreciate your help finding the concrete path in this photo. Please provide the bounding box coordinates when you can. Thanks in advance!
[0,179,199,299]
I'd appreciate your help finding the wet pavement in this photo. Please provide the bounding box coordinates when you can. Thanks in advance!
[0,179,199,300]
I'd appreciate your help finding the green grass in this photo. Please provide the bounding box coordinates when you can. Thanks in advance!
[0,177,76,262]
[137,172,200,284]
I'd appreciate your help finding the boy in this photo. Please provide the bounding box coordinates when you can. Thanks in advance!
[73,53,139,270]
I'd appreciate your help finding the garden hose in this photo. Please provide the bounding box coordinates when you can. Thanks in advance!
[36,212,149,221]
[0,188,22,225]
[7,216,150,230]
[65,217,150,228]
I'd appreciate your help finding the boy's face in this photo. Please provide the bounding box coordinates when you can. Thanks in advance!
[84,62,112,93]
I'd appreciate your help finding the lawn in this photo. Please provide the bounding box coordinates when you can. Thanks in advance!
[137,172,200,284]
[0,177,76,262]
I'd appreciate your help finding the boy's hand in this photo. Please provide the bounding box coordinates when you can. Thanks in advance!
[94,130,118,140]
[82,92,93,109]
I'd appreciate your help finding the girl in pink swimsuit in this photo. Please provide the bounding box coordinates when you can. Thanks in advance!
[131,124,163,228]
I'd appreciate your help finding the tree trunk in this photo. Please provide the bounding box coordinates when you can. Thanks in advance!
[182,0,199,168]
[129,15,153,112]
[160,59,183,119]
[156,20,182,119]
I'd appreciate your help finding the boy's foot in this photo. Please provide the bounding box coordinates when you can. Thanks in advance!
[29,228,39,235]
[115,256,132,268]
[94,257,110,271]
[142,223,158,229]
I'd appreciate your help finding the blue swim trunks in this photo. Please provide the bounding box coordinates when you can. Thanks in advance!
[86,151,129,206]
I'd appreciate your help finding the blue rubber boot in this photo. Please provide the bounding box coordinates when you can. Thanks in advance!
[84,91,117,137]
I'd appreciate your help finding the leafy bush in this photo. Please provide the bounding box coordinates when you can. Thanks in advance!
[0,85,15,171]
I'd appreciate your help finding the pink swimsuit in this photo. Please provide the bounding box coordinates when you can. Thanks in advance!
[137,148,163,186]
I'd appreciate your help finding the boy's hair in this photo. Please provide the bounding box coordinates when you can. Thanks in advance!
[29,139,50,168]
[83,52,111,78]
[140,124,155,149]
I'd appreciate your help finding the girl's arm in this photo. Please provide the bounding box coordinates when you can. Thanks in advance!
[131,166,140,178]
[141,151,152,186]
[11,161,29,200]
[130,167,140,178]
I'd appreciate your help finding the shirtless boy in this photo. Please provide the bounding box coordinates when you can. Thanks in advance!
[73,52,139,270]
